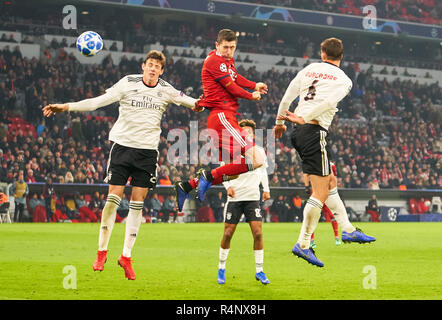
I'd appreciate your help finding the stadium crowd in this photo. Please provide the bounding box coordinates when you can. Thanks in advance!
[234,0,442,25]
[1,45,440,192]
[1,4,441,71]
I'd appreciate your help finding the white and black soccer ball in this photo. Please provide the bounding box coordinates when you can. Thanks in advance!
[76,31,103,57]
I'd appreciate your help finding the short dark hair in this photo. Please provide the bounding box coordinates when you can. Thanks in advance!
[143,50,166,69]
[239,119,256,132]
[217,29,237,43]
[320,37,343,61]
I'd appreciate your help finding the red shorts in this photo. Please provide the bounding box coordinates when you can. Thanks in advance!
[206,111,255,162]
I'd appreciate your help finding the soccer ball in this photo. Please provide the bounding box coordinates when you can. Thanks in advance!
[76,31,103,57]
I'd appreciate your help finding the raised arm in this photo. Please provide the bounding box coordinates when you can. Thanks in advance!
[42,78,125,116]
[275,72,302,126]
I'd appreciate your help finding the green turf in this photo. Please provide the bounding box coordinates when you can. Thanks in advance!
[0,222,441,300]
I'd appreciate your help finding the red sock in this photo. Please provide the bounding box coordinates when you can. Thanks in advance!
[331,219,339,237]
[189,178,198,189]
[311,233,315,241]
[211,162,250,180]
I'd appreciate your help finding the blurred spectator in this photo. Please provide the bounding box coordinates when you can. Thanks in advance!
[42,177,56,222]
[9,171,29,222]
[210,191,226,222]
[366,194,380,222]
[161,194,177,223]
[148,193,163,220]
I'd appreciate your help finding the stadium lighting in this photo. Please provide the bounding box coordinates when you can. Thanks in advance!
[375,41,381,45]
[81,11,89,15]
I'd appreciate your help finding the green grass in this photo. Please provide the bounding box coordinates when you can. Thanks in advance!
[0,222,441,300]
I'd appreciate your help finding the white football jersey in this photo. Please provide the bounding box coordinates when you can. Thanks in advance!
[276,62,352,130]
[68,74,197,150]
[222,147,270,202]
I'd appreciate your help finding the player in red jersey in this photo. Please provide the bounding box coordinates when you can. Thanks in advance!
[305,162,341,248]
[175,29,268,210]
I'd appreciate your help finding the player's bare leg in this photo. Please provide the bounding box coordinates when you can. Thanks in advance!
[249,221,269,284]
[93,184,124,271]
[118,186,148,280]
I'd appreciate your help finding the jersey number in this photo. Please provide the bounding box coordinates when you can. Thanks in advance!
[304,80,318,101]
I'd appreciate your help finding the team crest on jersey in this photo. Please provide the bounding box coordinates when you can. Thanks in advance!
[220,63,227,73]
[157,91,162,97]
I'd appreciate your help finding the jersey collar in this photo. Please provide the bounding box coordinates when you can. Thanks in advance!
[322,61,340,69]
[142,77,158,88]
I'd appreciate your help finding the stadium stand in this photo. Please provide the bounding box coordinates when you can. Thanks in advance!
[234,0,442,26]
[0,3,440,222]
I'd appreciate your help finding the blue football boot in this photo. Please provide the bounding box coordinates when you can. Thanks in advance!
[174,181,190,212]
[196,169,212,202]
[255,271,270,285]
[217,269,226,284]
[292,243,324,267]
[341,228,376,244]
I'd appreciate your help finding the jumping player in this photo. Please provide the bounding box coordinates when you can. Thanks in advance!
[216,119,271,285]
[273,38,375,268]
[175,29,268,211]
[43,50,202,280]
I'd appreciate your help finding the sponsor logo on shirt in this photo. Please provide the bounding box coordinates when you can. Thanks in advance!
[131,96,162,110]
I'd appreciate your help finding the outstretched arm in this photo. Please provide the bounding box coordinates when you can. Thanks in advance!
[43,79,124,116]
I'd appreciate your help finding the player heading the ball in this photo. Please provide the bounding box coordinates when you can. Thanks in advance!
[43,50,203,280]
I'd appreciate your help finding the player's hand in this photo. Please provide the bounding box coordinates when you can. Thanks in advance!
[43,103,69,117]
[272,124,287,139]
[255,82,268,95]
[277,110,306,125]
[251,91,261,101]
[227,187,235,198]
[192,101,204,113]
[192,95,205,113]
[262,192,270,202]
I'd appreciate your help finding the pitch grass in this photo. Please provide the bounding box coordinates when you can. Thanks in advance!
[0,222,441,300]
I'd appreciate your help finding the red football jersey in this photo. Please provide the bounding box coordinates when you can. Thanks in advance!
[199,50,256,113]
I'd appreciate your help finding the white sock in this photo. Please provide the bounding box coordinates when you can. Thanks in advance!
[325,188,355,233]
[218,247,230,270]
[254,250,264,273]
[122,201,144,258]
[298,197,323,249]
[98,194,120,251]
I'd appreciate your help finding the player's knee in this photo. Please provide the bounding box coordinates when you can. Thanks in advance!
[224,228,235,239]
[253,230,263,242]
